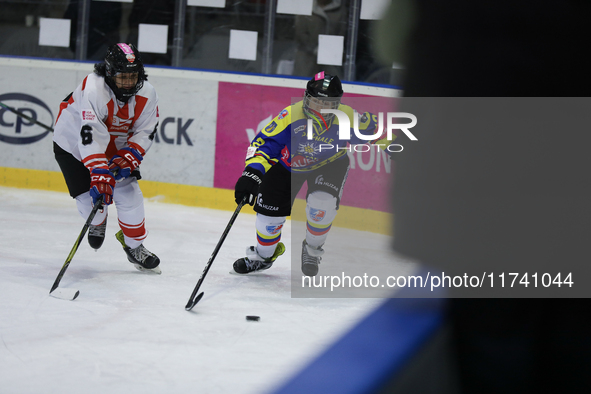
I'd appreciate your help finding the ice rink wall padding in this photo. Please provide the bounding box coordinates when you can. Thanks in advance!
[0,56,399,234]
[270,297,456,394]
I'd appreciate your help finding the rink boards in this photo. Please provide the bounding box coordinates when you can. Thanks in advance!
[0,57,400,234]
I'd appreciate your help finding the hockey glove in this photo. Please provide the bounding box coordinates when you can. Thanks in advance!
[90,168,116,206]
[234,168,263,205]
[108,147,143,181]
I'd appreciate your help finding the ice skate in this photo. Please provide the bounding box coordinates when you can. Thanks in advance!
[115,230,161,274]
[88,217,107,250]
[301,240,323,277]
[233,242,285,274]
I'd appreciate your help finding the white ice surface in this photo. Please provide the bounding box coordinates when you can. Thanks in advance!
[0,186,392,394]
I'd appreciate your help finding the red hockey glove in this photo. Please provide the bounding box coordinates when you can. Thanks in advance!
[90,168,116,205]
[108,147,143,181]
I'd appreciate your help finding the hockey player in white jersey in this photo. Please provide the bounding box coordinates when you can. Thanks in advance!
[53,43,161,273]
[233,72,392,277]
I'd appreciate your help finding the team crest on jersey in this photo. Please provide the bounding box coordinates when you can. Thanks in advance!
[266,224,283,235]
[298,142,320,157]
[278,109,288,119]
[309,209,326,222]
[110,115,133,132]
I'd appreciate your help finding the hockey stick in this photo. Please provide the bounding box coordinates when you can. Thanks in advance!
[0,101,54,132]
[185,196,247,311]
[49,195,104,300]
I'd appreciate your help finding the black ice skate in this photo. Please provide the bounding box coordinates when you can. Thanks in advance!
[301,240,324,277]
[115,230,161,274]
[88,217,107,250]
[233,242,286,274]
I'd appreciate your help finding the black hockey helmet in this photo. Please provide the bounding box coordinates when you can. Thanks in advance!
[303,72,344,123]
[103,43,147,102]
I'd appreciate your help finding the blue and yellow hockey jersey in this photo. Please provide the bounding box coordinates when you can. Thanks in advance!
[244,101,392,174]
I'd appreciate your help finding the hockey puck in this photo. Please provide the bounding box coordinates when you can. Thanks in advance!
[246,315,260,322]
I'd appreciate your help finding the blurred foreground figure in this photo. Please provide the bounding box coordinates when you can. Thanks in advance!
[375,1,591,393]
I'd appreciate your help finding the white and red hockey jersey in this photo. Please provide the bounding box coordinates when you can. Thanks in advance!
[53,72,159,171]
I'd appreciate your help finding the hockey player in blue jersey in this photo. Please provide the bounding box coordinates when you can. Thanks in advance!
[233,72,392,277]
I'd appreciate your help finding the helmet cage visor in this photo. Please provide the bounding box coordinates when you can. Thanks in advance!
[105,74,144,102]
[113,72,139,87]
[104,43,145,101]
[303,91,341,122]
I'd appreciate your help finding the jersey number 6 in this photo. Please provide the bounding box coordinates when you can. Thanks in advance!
[80,125,93,145]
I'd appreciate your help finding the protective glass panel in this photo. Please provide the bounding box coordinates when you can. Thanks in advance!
[182,1,267,73]
[0,0,399,84]
[0,0,76,60]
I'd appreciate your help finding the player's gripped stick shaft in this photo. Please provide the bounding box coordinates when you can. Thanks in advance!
[185,196,248,311]
[49,195,104,301]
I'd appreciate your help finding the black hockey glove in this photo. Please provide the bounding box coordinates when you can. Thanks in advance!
[235,168,263,205]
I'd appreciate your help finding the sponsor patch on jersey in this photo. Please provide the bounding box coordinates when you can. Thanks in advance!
[291,154,318,168]
[280,146,291,166]
[278,109,288,120]
[294,125,306,133]
[264,121,277,133]
[309,208,326,222]
[246,146,257,159]
[266,224,283,235]
[257,195,279,211]
[82,109,96,121]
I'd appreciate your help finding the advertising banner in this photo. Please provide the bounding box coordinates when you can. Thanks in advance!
[214,81,397,212]
[0,60,217,188]
[0,58,399,211]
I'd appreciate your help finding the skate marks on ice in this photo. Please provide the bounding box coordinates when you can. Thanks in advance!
[49,287,80,300]
[0,186,380,394]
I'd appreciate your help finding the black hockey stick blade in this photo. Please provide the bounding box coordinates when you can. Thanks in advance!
[49,287,80,301]
[185,197,247,311]
[0,101,54,132]
[186,292,205,310]
[49,196,104,296]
